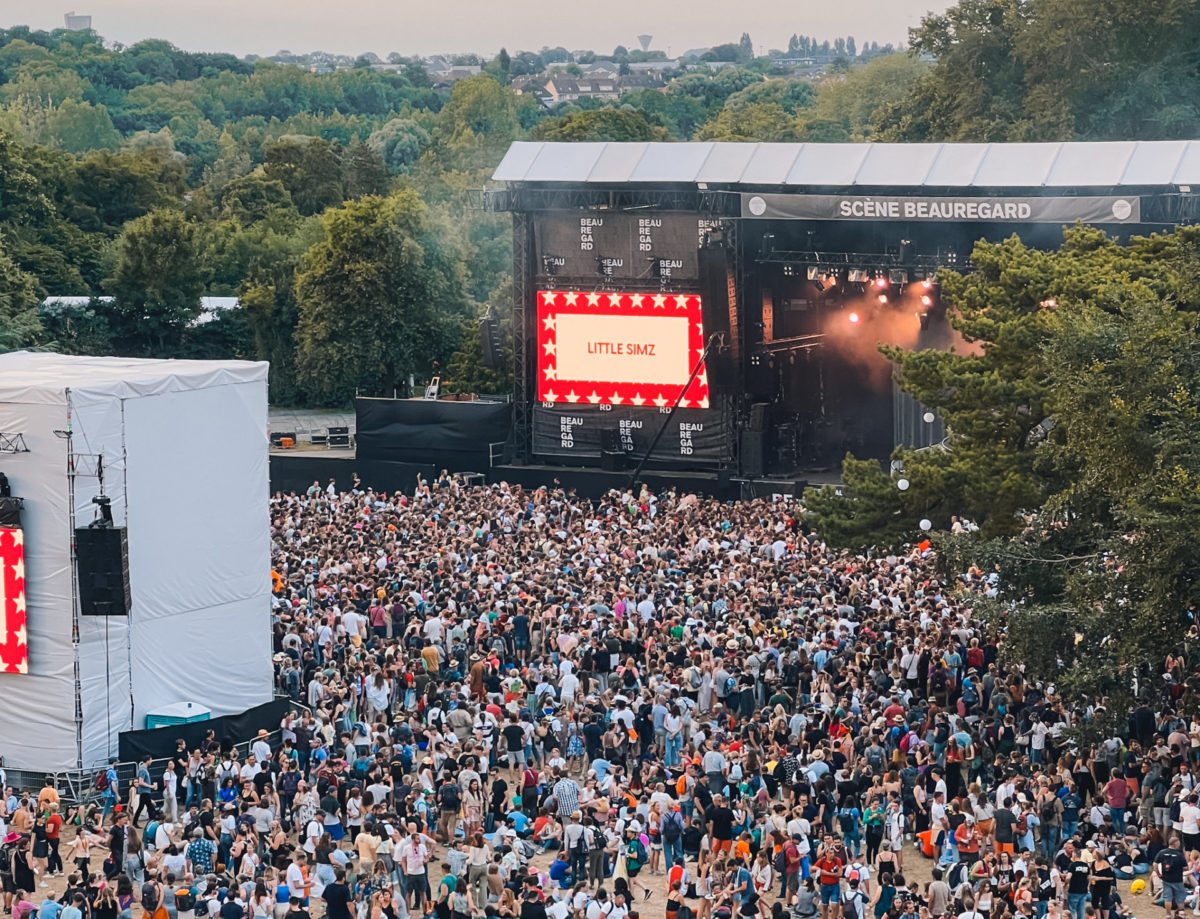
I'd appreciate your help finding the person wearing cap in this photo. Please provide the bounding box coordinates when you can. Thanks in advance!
[100,759,120,826]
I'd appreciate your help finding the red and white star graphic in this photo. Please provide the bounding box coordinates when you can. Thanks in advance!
[0,527,28,674]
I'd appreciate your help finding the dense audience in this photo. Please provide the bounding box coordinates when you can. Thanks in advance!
[1,475,1196,919]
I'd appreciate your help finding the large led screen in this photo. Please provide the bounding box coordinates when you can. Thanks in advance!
[536,290,710,409]
[0,525,27,674]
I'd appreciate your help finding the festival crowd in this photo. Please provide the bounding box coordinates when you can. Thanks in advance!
[2,475,1198,919]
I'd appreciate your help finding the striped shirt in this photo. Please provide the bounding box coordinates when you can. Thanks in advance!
[553,777,580,816]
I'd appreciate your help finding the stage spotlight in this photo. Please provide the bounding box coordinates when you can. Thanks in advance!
[847,312,861,324]
[874,276,888,290]
[824,273,837,288]
[922,279,934,291]
[814,278,826,292]
[848,269,869,283]
[921,294,933,307]
[877,294,888,305]
[806,266,821,280]
[918,312,930,330]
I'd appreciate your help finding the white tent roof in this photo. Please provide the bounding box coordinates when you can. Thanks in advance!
[493,140,1200,187]
[0,352,268,405]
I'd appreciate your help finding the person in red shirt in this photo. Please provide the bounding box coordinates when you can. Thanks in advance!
[815,838,845,919]
[1105,771,1129,834]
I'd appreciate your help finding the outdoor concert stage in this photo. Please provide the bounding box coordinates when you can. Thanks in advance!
[481,140,1200,480]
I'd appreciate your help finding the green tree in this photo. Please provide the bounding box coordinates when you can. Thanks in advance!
[532,107,669,142]
[342,138,390,199]
[293,190,470,404]
[262,136,344,217]
[366,118,430,173]
[433,75,517,150]
[798,53,929,141]
[105,208,203,355]
[218,172,299,225]
[874,0,1200,141]
[0,246,44,350]
[443,281,513,395]
[45,99,121,152]
[697,101,801,141]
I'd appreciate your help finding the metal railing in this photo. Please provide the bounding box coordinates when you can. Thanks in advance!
[5,703,310,810]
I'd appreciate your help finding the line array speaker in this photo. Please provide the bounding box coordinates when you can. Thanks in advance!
[76,526,131,617]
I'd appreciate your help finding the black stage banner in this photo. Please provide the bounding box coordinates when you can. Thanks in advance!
[356,398,511,464]
[532,404,727,467]
[118,699,302,762]
[534,211,712,280]
[741,193,1142,225]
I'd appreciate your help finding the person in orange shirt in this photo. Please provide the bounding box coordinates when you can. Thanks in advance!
[37,779,60,815]
[954,816,981,865]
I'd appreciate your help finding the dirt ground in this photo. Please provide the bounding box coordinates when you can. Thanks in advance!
[28,824,1163,919]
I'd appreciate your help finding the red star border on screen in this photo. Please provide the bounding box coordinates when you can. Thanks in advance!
[0,526,27,674]
[536,290,710,408]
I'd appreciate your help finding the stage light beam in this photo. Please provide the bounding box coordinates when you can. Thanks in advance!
[847,312,861,324]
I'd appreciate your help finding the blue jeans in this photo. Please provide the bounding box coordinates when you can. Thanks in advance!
[1067,893,1087,919]
[666,734,682,767]
[664,837,684,873]
[1041,825,1060,859]
[1110,806,1125,834]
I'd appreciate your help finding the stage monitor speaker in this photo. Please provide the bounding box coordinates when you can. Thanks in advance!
[740,430,767,477]
[600,449,625,472]
[76,526,131,617]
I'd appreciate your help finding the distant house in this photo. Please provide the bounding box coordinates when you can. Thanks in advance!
[540,74,621,107]
[426,64,483,88]
[579,62,620,79]
[617,72,666,91]
[628,60,679,74]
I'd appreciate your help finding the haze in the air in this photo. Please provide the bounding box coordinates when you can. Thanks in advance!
[6,0,943,56]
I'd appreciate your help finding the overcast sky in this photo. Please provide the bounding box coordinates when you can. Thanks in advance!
[8,0,948,58]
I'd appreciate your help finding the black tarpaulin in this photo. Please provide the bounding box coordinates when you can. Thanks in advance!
[355,398,511,465]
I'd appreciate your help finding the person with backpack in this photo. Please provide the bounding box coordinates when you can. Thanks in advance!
[1036,781,1063,859]
[99,759,120,826]
[775,832,805,905]
[0,831,19,917]
[837,797,863,860]
[842,877,867,919]
[661,805,685,875]
[141,869,166,919]
[435,780,461,845]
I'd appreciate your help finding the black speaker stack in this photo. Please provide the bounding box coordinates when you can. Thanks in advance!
[75,526,131,616]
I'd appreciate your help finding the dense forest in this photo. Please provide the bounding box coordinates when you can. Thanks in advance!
[0,0,1198,405]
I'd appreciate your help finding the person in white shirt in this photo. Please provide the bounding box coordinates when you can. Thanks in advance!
[240,756,262,782]
[161,763,179,821]
[286,852,313,905]
[251,731,272,764]
[1178,793,1200,846]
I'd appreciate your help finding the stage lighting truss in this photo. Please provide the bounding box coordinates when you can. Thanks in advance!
[0,433,29,454]
[758,333,826,356]
[807,266,839,292]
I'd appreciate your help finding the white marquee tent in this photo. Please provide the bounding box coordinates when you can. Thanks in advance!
[0,353,273,771]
